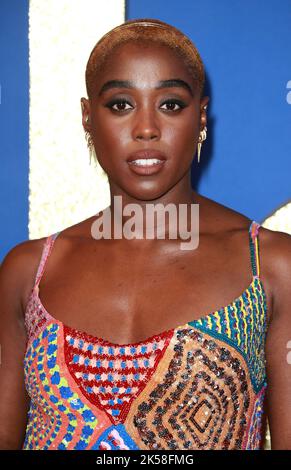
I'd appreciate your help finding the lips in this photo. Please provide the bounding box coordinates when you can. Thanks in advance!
[127,149,167,162]
[126,149,167,176]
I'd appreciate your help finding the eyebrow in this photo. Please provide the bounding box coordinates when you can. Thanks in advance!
[98,78,194,97]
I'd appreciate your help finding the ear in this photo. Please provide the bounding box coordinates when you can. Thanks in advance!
[200,96,209,130]
[80,97,91,132]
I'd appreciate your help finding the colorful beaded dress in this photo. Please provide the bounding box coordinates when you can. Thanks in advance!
[22,220,268,450]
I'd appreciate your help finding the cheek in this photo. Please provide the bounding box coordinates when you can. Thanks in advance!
[91,117,124,158]
[165,108,199,140]
[167,116,200,170]
[164,119,197,158]
[165,121,194,142]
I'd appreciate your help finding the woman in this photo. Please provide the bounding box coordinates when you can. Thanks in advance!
[0,18,290,451]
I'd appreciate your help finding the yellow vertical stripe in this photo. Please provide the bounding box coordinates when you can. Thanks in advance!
[207,315,213,329]
[213,312,222,334]
[255,237,260,276]
[233,302,241,346]
[224,307,231,337]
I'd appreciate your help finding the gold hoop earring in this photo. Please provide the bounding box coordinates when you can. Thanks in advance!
[197,126,207,163]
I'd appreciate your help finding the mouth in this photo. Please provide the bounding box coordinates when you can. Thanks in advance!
[126,149,167,176]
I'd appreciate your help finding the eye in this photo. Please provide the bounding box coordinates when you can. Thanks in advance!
[160,99,187,112]
[105,97,187,113]
[105,98,133,112]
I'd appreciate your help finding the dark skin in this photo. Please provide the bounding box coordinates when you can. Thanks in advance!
[0,41,291,449]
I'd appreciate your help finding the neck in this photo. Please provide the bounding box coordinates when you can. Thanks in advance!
[98,176,200,242]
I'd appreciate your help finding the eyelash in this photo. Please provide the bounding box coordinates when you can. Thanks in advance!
[105,98,187,113]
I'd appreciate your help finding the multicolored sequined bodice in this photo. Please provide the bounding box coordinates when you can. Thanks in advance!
[22,220,268,450]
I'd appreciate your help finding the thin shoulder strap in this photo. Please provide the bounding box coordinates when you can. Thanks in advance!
[249,220,261,278]
[33,231,60,289]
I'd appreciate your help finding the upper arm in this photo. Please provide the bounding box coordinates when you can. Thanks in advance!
[0,242,34,449]
[265,229,291,450]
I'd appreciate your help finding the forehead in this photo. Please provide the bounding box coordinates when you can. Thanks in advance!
[98,41,194,83]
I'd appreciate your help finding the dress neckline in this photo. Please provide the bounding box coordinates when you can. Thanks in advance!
[27,275,268,348]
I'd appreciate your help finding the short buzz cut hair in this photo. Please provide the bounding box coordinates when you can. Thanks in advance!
[85,18,205,100]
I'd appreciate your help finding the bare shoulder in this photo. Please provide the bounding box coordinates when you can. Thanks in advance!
[257,223,291,265]
[196,192,291,309]
[258,224,291,317]
[0,236,47,316]
[1,236,46,265]
[0,212,98,319]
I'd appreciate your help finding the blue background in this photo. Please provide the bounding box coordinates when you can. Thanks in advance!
[1,0,290,261]
[127,0,291,218]
[0,0,29,261]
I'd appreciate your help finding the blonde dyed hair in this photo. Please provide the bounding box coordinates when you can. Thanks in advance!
[85,18,205,99]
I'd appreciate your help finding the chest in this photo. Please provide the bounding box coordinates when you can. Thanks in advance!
[34,237,267,344]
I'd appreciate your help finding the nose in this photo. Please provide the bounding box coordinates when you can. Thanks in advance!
[132,107,161,141]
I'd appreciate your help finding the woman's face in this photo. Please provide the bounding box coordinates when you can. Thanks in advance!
[81,41,209,201]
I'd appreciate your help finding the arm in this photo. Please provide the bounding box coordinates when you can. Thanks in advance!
[265,229,291,450]
[0,243,32,449]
